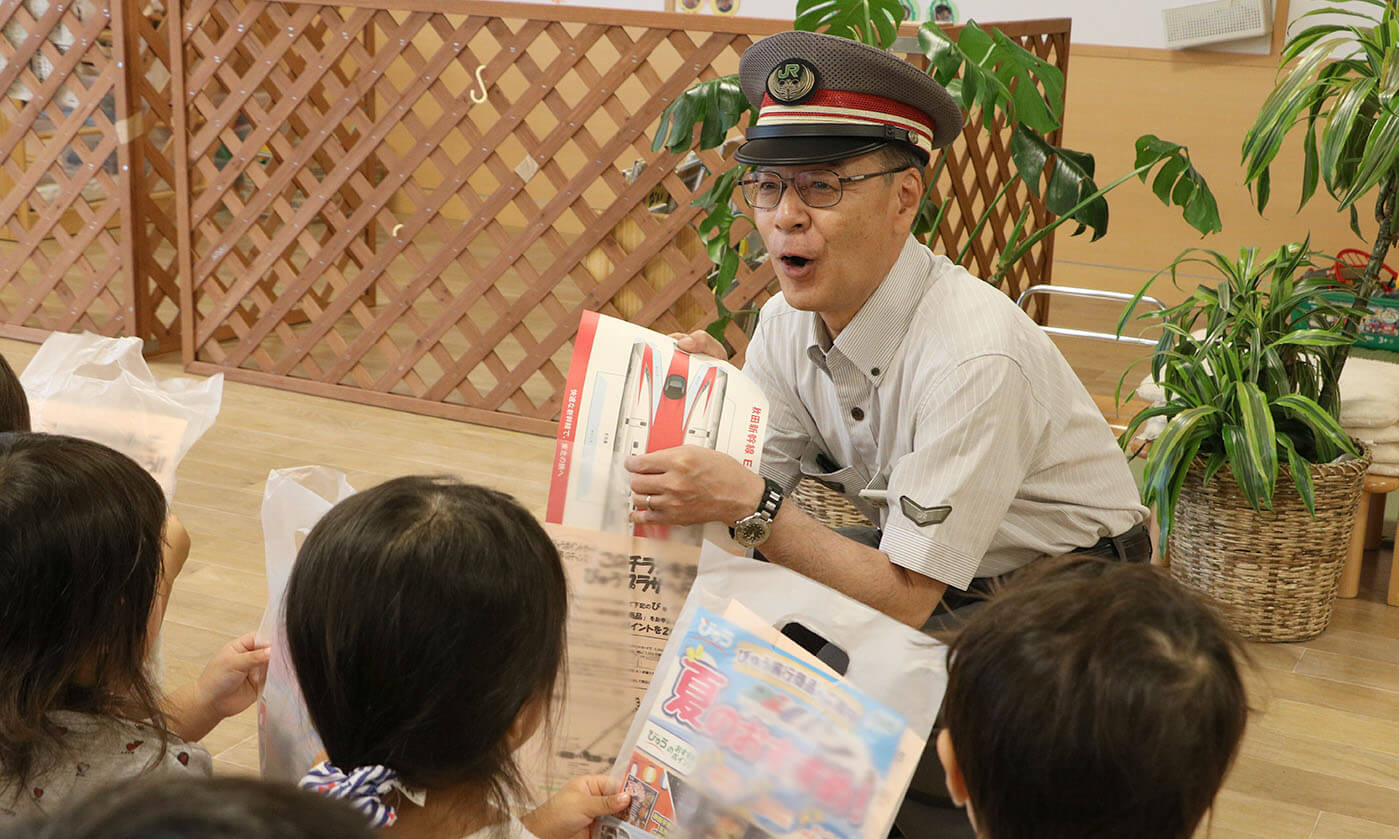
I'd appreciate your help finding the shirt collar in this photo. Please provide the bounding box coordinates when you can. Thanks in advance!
[802,236,932,384]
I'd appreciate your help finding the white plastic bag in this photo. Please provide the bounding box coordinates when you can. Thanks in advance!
[599,545,947,839]
[19,332,223,498]
[255,466,357,782]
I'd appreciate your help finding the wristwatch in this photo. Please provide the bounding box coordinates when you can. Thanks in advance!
[732,478,785,548]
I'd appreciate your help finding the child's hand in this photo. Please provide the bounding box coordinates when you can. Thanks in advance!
[163,632,271,743]
[195,632,271,720]
[522,775,631,839]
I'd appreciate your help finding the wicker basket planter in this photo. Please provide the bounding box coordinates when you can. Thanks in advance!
[1167,445,1372,643]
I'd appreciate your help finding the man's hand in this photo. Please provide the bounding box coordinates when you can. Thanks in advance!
[627,447,765,527]
[522,775,631,839]
[668,330,728,360]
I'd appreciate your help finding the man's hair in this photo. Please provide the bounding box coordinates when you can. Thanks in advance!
[286,476,568,807]
[942,557,1249,839]
[2,777,375,838]
[0,352,29,433]
[0,433,169,795]
[875,141,930,175]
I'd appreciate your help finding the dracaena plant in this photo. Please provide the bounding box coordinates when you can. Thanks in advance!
[1242,0,1399,412]
[651,0,1223,339]
[1116,242,1365,540]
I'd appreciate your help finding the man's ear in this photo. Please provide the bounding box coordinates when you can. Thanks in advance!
[936,728,970,807]
[894,166,925,224]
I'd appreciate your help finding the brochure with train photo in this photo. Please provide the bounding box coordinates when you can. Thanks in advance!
[546,311,769,549]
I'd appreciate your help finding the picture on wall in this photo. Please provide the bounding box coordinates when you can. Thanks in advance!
[894,0,959,23]
[677,0,739,14]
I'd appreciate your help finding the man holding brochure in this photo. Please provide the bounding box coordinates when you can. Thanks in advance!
[624,30,1150,629]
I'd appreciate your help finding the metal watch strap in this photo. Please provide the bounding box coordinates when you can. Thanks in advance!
[756,477,784,522]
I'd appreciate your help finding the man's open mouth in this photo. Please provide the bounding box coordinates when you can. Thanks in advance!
[780,255,812,268]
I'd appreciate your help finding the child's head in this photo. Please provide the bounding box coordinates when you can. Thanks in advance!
[0,433,168,786]
[937,557,1248,839]
[0,352,29,433]
[286,476,568,805]
[2,776,375,839]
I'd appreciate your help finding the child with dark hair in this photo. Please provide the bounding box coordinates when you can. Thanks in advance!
[0,348,192,619]
[935,556,1249,839]
[287,476,630,838]
[0,433,269,822]
[0,352,29,433]
[1,776,375,839]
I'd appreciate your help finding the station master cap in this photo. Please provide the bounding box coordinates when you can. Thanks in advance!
[735,30,962,167]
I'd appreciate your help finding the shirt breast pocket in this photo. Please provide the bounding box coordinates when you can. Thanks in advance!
[797,446,879,524]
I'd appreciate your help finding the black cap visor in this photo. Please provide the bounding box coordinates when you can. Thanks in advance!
[734,123,929,166]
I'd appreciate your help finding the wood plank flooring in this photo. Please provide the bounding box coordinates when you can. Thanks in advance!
[0,334,1396,837]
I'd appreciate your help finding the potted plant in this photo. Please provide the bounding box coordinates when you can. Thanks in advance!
[1243,0,1399,408]
[1118,242,1372,641]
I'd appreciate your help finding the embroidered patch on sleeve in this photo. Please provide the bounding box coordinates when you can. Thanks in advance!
[900,496,951,527]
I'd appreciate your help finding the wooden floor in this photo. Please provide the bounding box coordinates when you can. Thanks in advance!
[1,333,1397,838]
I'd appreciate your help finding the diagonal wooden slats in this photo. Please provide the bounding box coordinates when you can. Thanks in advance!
[0,0,138,340]
[167,5,1070,435]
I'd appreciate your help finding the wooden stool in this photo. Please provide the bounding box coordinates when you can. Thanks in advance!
[1338,473,1399,604]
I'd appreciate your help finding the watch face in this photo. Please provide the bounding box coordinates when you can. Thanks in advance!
[734,516,771,547]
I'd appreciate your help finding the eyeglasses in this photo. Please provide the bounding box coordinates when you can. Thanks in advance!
[738,166,912,209]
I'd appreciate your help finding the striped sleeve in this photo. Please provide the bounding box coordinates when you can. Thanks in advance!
[880,354,1050,590]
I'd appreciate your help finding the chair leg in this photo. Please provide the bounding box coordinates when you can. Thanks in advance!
[1339,491,1371,599]
[1388,543,1399,607]
[1365,492,1387,551]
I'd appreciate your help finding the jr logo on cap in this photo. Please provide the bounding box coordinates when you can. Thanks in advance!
[767,58,818,104]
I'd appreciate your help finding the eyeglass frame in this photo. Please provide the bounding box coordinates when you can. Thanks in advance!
[737,165,914,210]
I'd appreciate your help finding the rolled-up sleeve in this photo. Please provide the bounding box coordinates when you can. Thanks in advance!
[880,354,1049,589]
[743,319,808,495]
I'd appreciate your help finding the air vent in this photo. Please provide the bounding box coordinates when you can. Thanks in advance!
[1162,0,1270,48]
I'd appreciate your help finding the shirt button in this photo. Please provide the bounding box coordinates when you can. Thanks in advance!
[871,367,880,377]
[851,406,865,421]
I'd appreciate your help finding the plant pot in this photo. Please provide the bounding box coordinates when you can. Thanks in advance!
[1167,444,1372,642]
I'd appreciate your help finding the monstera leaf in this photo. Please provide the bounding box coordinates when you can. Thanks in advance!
[1135,135,1222,236]
[794,0,907,49]
[1008,127,1107,240]
[652,75,756,154]
[919,21,1064,135]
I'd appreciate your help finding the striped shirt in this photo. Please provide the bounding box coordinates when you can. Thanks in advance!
[745,236,1147,590]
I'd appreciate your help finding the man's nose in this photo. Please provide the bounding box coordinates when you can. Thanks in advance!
[773,182,808,231]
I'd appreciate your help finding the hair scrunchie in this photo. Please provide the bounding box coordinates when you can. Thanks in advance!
[299,760,421,828]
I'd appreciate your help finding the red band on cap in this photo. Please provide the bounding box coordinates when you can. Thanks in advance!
[759,88,937,143]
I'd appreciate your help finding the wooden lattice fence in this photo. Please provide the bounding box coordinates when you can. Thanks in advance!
[1,0,133,340]
[169,1,1071,435]
[0,0,182,349]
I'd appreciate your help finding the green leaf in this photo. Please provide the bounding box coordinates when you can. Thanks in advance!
[1277,433,1318,517]
[1339,106,1399,208]
[1221,424,1273,511]
[1143,405,1218,540]
[991,29,1064,133]
[1135,135,1222,236]
[1243,36,1349,186]
[1013,127,1108,240]
[1236,380,1279,494]
[795,0,907,48]
[1266,329,1355,348]
[1201,448,1228,485]
[1274,393,1361,457]
[652,75,753,154]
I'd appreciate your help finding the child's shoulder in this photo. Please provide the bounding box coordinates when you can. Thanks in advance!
[460,815,537,839]
[0,712,212,823]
